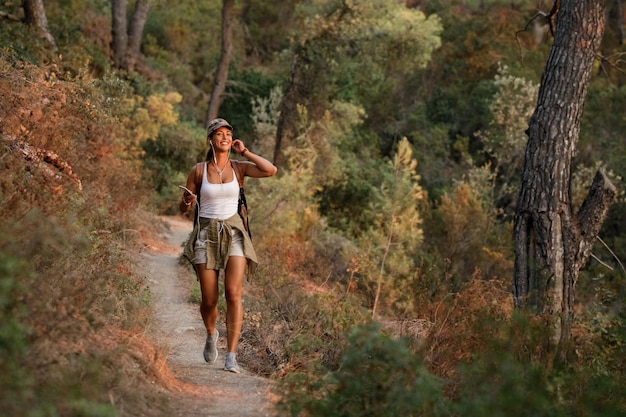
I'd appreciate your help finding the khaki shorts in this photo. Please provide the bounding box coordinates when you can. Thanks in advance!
[194,226,244,265]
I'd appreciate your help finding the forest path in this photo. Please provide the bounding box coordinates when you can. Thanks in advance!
[141,215,275,417]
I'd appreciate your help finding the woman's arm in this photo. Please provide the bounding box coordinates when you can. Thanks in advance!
[232,140,277,178]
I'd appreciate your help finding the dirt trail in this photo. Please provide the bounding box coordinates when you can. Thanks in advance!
[141,215,275,417]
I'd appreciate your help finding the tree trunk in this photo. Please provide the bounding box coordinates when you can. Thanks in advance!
[206,0,235,126]
[111,0,128,68]
[111,0,151,71]
[125,0,151,71]
[513,0,615,361]
[273,48,304,166]
[615,0,624,45]
[273,42,327,167]
[22,0,57,49]
[372,215,394,319]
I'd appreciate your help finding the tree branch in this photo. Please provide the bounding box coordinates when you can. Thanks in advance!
[576,169,616,261]
[4,135,83,191]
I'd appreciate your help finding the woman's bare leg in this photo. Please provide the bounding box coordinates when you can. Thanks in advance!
[223,256,246,353]
[197,265,219,335]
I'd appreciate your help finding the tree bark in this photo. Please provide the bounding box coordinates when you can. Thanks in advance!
[111,0,128,68]
[125,0,151,71]
[273,42,326,166]
[111,0,150,71]
[513,0,615,361]
[614,0,624,45]
[206,0,235,126]
[22,0,57,50]
[274,47,304,166]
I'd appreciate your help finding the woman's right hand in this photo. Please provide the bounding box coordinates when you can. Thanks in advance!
[180,192,197,213]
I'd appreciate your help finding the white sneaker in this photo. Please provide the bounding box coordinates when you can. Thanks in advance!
[224,352,241,373]
[203,330,219,363]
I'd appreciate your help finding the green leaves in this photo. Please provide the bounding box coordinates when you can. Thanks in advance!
[354,138,425,316]
[279,322,449,417]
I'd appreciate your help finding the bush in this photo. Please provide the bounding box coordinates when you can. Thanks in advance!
[277,322,449,417]
[0,50,171,416]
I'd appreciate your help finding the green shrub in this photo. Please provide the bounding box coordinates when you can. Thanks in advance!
[0,253,34,416]
[453,352,563,417]
[277,322,449,417]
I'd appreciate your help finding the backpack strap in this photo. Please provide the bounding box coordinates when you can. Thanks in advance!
[231,160,251,238]
[231,160,245,188]
[194,162,205,193]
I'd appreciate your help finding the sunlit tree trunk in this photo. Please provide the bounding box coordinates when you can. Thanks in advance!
[111,0,151,71]
[22,0,56,49]
[206,0,234,126]
[513,0,616,363]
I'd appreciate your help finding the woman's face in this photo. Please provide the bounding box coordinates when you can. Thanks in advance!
[210,127,233,150]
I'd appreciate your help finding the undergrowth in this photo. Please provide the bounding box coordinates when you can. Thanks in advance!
[0,50,173,416]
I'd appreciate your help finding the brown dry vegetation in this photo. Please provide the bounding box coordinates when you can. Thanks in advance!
[0,52,178,416]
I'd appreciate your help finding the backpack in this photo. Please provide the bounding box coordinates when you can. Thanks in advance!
[193,160,251,238]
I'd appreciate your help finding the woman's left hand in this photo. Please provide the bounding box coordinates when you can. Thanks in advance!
[232,139,247,155]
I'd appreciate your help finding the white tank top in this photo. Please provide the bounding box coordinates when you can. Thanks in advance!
[198,163,239,220]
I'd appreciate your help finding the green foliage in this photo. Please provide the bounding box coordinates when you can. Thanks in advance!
[0,253,33,416]
[475,64,538,217]
[277,322,449,417]
[317,150,381,236]
[240,0,302,62]
[218,68,284,140]
[287,0,442,149]
[353,138,425,316]
[142,120,205,211]
[251,83,283,155]
[422,178,513,291]
[142,0,222,119]
[418,1,547,198]
[3,0,626,415]
[250,99,366,242]
[453,353,562,417]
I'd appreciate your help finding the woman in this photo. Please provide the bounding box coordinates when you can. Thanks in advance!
[180,118,277,373]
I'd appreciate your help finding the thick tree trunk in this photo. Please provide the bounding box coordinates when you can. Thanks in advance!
[513,0,615,361]
[111,0,151,71]
[125,0,151,70]
[22,0,56,49]
[111,0,128,68]
[206,0,234,126]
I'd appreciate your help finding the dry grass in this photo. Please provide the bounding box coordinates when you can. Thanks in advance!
[0,51,177,416]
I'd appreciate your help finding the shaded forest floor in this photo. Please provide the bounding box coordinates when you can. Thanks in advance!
[141,215,275,417]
